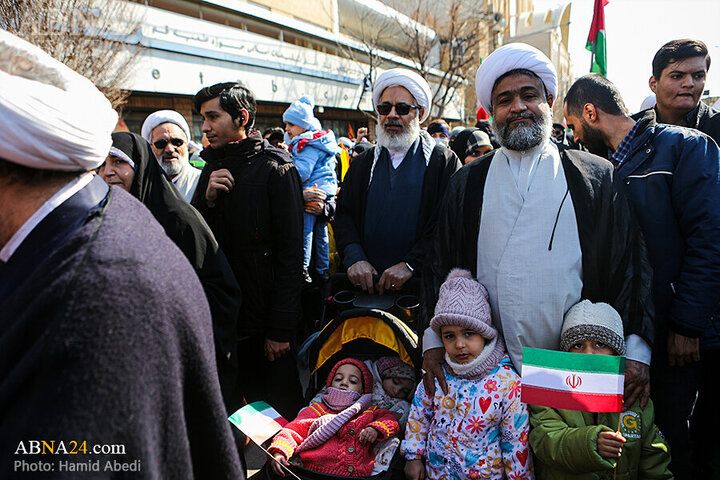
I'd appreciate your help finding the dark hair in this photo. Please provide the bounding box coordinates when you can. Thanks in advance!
[491,68,548,102]
[565,74,628,117]
[193,82,256,133]
[263,127,285,145]
[652,39,710,79]
[0,158,80,185]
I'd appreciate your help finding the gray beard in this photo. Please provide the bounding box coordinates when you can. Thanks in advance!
[492,105,553,152]
[159,158,185,178]
[376,117,421,152]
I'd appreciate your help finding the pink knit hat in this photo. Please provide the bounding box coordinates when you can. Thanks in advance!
[376,356,415,381]
[430,269,497,339]
[326,358,373,394]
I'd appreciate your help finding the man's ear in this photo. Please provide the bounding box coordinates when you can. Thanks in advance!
[234,109,249,131]
[583,103,599,123]
[417,107,425,122]
[546,94,555,108]
[648,75,657,94]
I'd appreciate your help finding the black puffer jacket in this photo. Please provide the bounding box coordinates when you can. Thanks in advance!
[634,100,720,146]
[193,133,304,342]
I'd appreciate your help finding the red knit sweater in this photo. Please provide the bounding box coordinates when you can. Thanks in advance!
[269,402,399,476]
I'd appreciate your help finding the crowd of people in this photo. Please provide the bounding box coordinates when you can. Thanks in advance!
[1,24,719,480]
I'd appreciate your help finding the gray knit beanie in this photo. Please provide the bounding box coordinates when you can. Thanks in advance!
[560,300,625,355]
[430,269,497,340]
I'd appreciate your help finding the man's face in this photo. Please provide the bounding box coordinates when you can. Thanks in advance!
[563,104,608,155]
[650,56,707,117]
[377,86,423,138]
[490,73,553,151]
[150,123,188,178]
[200,97,245,149]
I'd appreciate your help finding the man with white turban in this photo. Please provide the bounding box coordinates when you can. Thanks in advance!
[334,68,461,294]
[421,43,655,413]
[141,109,201,202]
[0,30,243,479]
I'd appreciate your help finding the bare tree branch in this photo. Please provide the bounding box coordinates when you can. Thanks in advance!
[1,0,143,109]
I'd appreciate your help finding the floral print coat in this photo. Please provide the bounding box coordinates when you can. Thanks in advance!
[401,356,534,480]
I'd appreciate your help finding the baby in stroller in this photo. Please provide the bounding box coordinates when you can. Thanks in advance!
[269,358,400,477]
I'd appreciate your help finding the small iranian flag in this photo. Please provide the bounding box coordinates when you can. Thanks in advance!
[228,401,288,446]
[586,0,609,76]
[521,347,624,412]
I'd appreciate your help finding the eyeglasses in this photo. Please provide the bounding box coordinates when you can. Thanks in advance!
[153,138,185,149]
[376,102,421,116]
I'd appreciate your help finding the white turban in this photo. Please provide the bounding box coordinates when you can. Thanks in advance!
[373,68,433,123]
[474,42,557,115]
[0,29,118,172]
[141,110,192,144]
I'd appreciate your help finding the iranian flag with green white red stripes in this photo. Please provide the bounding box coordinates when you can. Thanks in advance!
[521,347,624,412]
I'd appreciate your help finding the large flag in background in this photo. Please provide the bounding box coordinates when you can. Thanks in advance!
[521,347,624,412]
[229,401,288,446]
[586,0,609,76]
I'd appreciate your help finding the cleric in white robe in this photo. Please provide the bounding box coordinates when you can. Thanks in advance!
[421,43,655,407]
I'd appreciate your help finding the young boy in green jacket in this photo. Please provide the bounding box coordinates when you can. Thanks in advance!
[529,300,673,480]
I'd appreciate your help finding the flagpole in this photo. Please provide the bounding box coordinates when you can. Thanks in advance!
[255,443,304,480]
[613,403,622,480]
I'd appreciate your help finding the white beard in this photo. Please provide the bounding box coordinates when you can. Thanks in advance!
[491,103,553,152]
[159,157,185,178]
[376,116,421,152]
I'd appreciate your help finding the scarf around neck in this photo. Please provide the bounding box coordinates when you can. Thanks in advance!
[444,335,506,380]
[296,388,372,452]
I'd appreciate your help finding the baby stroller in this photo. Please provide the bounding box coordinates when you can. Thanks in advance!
[263,284,422,480]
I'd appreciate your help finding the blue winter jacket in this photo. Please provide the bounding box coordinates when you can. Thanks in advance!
[614,111,720,350]
[289,129,340,195]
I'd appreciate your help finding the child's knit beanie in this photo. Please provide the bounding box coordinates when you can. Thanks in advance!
[282,95,322,132]
[430,269,497,339]
[560,300,626,355]
[326,358,373,394]
[376,356,414,381]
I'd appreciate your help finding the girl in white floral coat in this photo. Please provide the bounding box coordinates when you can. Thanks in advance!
[401,269,533,480]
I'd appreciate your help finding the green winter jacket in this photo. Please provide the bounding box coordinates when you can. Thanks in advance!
[529,400,673,480]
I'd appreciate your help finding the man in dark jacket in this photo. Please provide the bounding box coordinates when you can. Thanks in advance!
[192,82,305,419]
[565,73,720,479]
[423,43,654,418]
[0,32,242,479]
[634,39,720,145]
[334,68,461,294]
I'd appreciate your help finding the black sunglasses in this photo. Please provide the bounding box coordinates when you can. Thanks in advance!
[153,138,185,149]
[376,102,421,116]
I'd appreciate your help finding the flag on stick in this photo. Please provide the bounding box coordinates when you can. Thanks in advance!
[228,401,288,446]
[521,347,624,412]
[586,0,609,76]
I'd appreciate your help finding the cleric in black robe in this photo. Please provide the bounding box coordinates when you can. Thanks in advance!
[0,30,242,479]
[99,131,242,411]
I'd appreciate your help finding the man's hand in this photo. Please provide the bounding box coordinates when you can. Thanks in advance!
[205,168,234,204]
[358,427,379,444]
[264,338,290,362]
[378,262,413,294]
[623,359,650,409]
[303,185,327,203]
[303,185,327,215]
[270,452,290,477]
[597,431,625,459]
[404,459,425,480]
[667,331,700,367]
[422,347,447,397]
[347,260,377,294]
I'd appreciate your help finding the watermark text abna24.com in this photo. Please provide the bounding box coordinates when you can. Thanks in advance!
[15,441,126,456]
